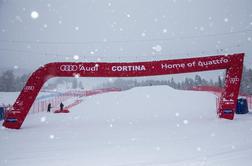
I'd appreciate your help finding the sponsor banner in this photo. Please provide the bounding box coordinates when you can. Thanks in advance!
[57,55,231,76]
[160,56,229,71]
[59,64,99,72]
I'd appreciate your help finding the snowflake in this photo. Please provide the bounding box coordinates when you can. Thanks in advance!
[90,51,95,55]
[75,26,79,31]
[248,37,251,41]
[152,45,162,52]
[31,11,39,19]
[73,55,79,60]
[196,147,202,151]
[49,134,55,139]
[224,18,229,23]
[40,116,46,122]
[13,65,19,69]
[74,73,80,78]
[175,112,180,117]
[141,32,146,37]
[58,20,62,24]
[126,14,131,18]
[108,2,112,7]
[183,120,189,124]
[109,124,113,128]
[163,29,168,33]
[43,24,48,28]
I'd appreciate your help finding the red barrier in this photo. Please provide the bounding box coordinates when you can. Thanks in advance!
[3,53,244,129]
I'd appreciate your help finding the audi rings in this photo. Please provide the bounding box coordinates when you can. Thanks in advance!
[60,65,78,71]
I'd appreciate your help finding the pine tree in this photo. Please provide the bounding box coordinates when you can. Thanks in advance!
[0,70,16,91]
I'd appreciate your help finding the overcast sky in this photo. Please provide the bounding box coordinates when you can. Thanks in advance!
[0,0,252,73]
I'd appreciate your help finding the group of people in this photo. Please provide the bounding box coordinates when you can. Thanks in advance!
[47,102,64,112]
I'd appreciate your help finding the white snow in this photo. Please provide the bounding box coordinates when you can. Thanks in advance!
[1,86,252,166]
[30,11,39,19]
[152,45,162,52]
[141,32,146,37]
[73,55,79,60]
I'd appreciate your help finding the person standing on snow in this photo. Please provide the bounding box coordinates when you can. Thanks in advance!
[60,102,64,111]
[47,103,52,112]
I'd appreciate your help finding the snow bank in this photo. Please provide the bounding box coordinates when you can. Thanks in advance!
[1,86,252,166]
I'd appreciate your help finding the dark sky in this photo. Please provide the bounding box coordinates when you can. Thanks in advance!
[0,0,252,72]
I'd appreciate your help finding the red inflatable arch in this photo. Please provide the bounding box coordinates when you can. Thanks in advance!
[3,53,244,129]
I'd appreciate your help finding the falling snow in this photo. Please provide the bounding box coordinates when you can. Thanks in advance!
[73,55,79,60]
[183,120,189,124]
[49,135,55,139]
[141,32,146,37]
[31,11,39,19]
[74,73,80,78]
[13,65,19,69]
[152,45,162,52]
[40,116,46,122]
[126,14,131,18]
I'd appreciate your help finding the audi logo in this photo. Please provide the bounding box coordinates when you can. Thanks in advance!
[60,65,78,71]
[24,86,34,91]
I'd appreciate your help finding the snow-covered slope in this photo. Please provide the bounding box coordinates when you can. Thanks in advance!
[1,86,252,166]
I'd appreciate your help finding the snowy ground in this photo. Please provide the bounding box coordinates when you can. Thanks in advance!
[1,86,252,166]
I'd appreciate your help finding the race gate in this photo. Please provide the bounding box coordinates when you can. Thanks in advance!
[3,53,244,129]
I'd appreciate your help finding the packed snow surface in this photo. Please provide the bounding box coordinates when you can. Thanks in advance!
[1,86,252,166]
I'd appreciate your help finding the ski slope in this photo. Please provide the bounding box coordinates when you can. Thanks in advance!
[1,86,252,166]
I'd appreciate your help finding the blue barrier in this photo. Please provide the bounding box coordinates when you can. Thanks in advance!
[0,107,4,121]
[236,98,249,114]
